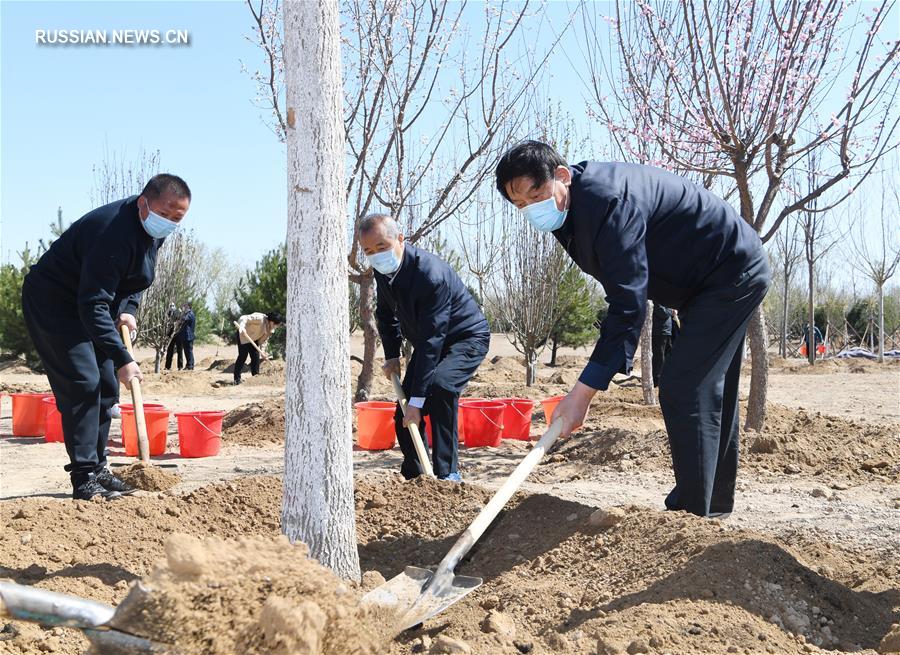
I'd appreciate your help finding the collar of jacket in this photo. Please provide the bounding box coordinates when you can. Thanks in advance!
[377,242,418,290]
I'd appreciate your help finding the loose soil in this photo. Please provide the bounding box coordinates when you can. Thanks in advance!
[115,462,182,492]
[1,475,897,655]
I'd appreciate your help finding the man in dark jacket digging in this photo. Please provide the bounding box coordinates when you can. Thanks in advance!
[495,141,770,518]
[22,174,191,500]
[360,213,490,482]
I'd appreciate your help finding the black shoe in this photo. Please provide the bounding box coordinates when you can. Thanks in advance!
[95,468,136,495]
[233,379,242,386]
[72,474,122,501]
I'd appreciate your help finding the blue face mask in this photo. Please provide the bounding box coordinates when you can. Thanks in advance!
[367,247,402,275]
[141,199,180,239]
[521,180,567,232]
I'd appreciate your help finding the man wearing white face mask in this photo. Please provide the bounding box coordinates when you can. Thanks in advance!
[495,141,770,519]
[359,213,490,482]
[22,174,191,500]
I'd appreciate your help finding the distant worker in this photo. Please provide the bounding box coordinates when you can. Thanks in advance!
[651,304,675,387]
[801,324,825,357]
[179,302,196,370]
[233,311,284,385]
[164,302,185,371]
[360,213,490,482]
[22,174,191,500]
[495,141,770,518]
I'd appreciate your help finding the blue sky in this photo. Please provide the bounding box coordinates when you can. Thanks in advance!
[1,0,290,267]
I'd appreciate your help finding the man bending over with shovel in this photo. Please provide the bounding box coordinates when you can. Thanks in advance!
[495,141,770,518]
[22,174,191,500]
[359,213,490,482]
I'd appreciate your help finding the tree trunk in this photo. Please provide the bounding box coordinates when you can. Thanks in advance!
[550,339,558,367]
[807,259,815,366]
[525,351,536,386]
[640,301,655,406]
[354,275,377,402]
[878,282,885,364]
[780,271,789,358]
[282,0,360,581]
[744,306,769,432]
[154,349,161,374]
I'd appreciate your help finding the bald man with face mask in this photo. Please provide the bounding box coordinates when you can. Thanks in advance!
[358,213,490,482]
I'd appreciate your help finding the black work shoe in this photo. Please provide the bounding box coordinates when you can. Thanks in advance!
[233,379,242,386]
[95,468,136,495]
[72,474,122,501]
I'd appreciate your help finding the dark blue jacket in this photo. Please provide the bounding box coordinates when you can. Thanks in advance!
[652,304,674,337]
[555,162,763,390]
[179,310,196,342]
[25,196,161,369]
[374,243,489,397]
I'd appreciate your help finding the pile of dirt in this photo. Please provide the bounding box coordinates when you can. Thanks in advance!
[531,400,898,485]
[1,474,897,655]
[115,462,182,491]
[139,370,224,395]
[0,381,50,394]
[222,397,285,445]
[113,534,387,654]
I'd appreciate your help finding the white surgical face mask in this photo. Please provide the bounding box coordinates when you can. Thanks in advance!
[141,198,180,239]
[367,247,402,275]
[520,179,567,232]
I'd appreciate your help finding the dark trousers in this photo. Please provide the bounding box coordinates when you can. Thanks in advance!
[395,336,489,479]
[234,336,260,381]
[183,339,195,370]
[651,333,672,387]
[165,335,184,370]
[658,253,770,517]
[21,279,117,482]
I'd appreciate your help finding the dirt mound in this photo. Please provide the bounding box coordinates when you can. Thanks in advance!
[1,474,897,655]
[114,534,386,654]
[115,462,181,491]
[0,381,51,394]
[139,370,223,395]
[222,398,285,445]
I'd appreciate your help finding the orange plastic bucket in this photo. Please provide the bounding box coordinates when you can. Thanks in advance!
[42,397,64,443]
[355,401,396,450]
[540,395,565,423]
[11,393,53,437]
[497,397,535,440]
[121,406,169,456]
[175,411,224,458]
[460,400,505,448]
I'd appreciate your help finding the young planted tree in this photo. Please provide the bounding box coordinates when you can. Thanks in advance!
[547,264,600,366]
[848,170,900,363]
[246,0,571,401]
[583,0,900,429]
[90,145,161,206]
[282,0,360,581]
[493,209,567,386]
[770,216,804,357]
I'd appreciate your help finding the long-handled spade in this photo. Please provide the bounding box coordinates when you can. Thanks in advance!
[120,326,151,463]
[391,374,434,478]
[361,417,565,632]
[232,320,270,364]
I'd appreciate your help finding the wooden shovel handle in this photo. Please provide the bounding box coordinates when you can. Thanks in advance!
[233,321,268,360]
[120,326,150,462]
[392,374,435,478]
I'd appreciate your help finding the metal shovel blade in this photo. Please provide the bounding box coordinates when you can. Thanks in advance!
[360,566,482,632]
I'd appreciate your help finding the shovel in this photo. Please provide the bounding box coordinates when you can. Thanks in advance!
[120,326,151,462]
[0,580,178,653]
[233,320,270,363]
[391,374,434,478]
[361,417,565,631]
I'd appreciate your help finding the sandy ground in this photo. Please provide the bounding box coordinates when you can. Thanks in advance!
[0,338,898,654]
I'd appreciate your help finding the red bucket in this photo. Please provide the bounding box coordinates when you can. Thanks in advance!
[355,401,396,450]
[497,397,535,440]
[457,397,485,444]
[175,411,224,457]
[121,406,169,456]
[540,395,565,424]
[459,400,505,448]
[42,397,64,443]
[11,393,53,437]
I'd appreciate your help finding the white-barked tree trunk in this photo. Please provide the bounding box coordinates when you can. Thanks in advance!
[282,0,360,581]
